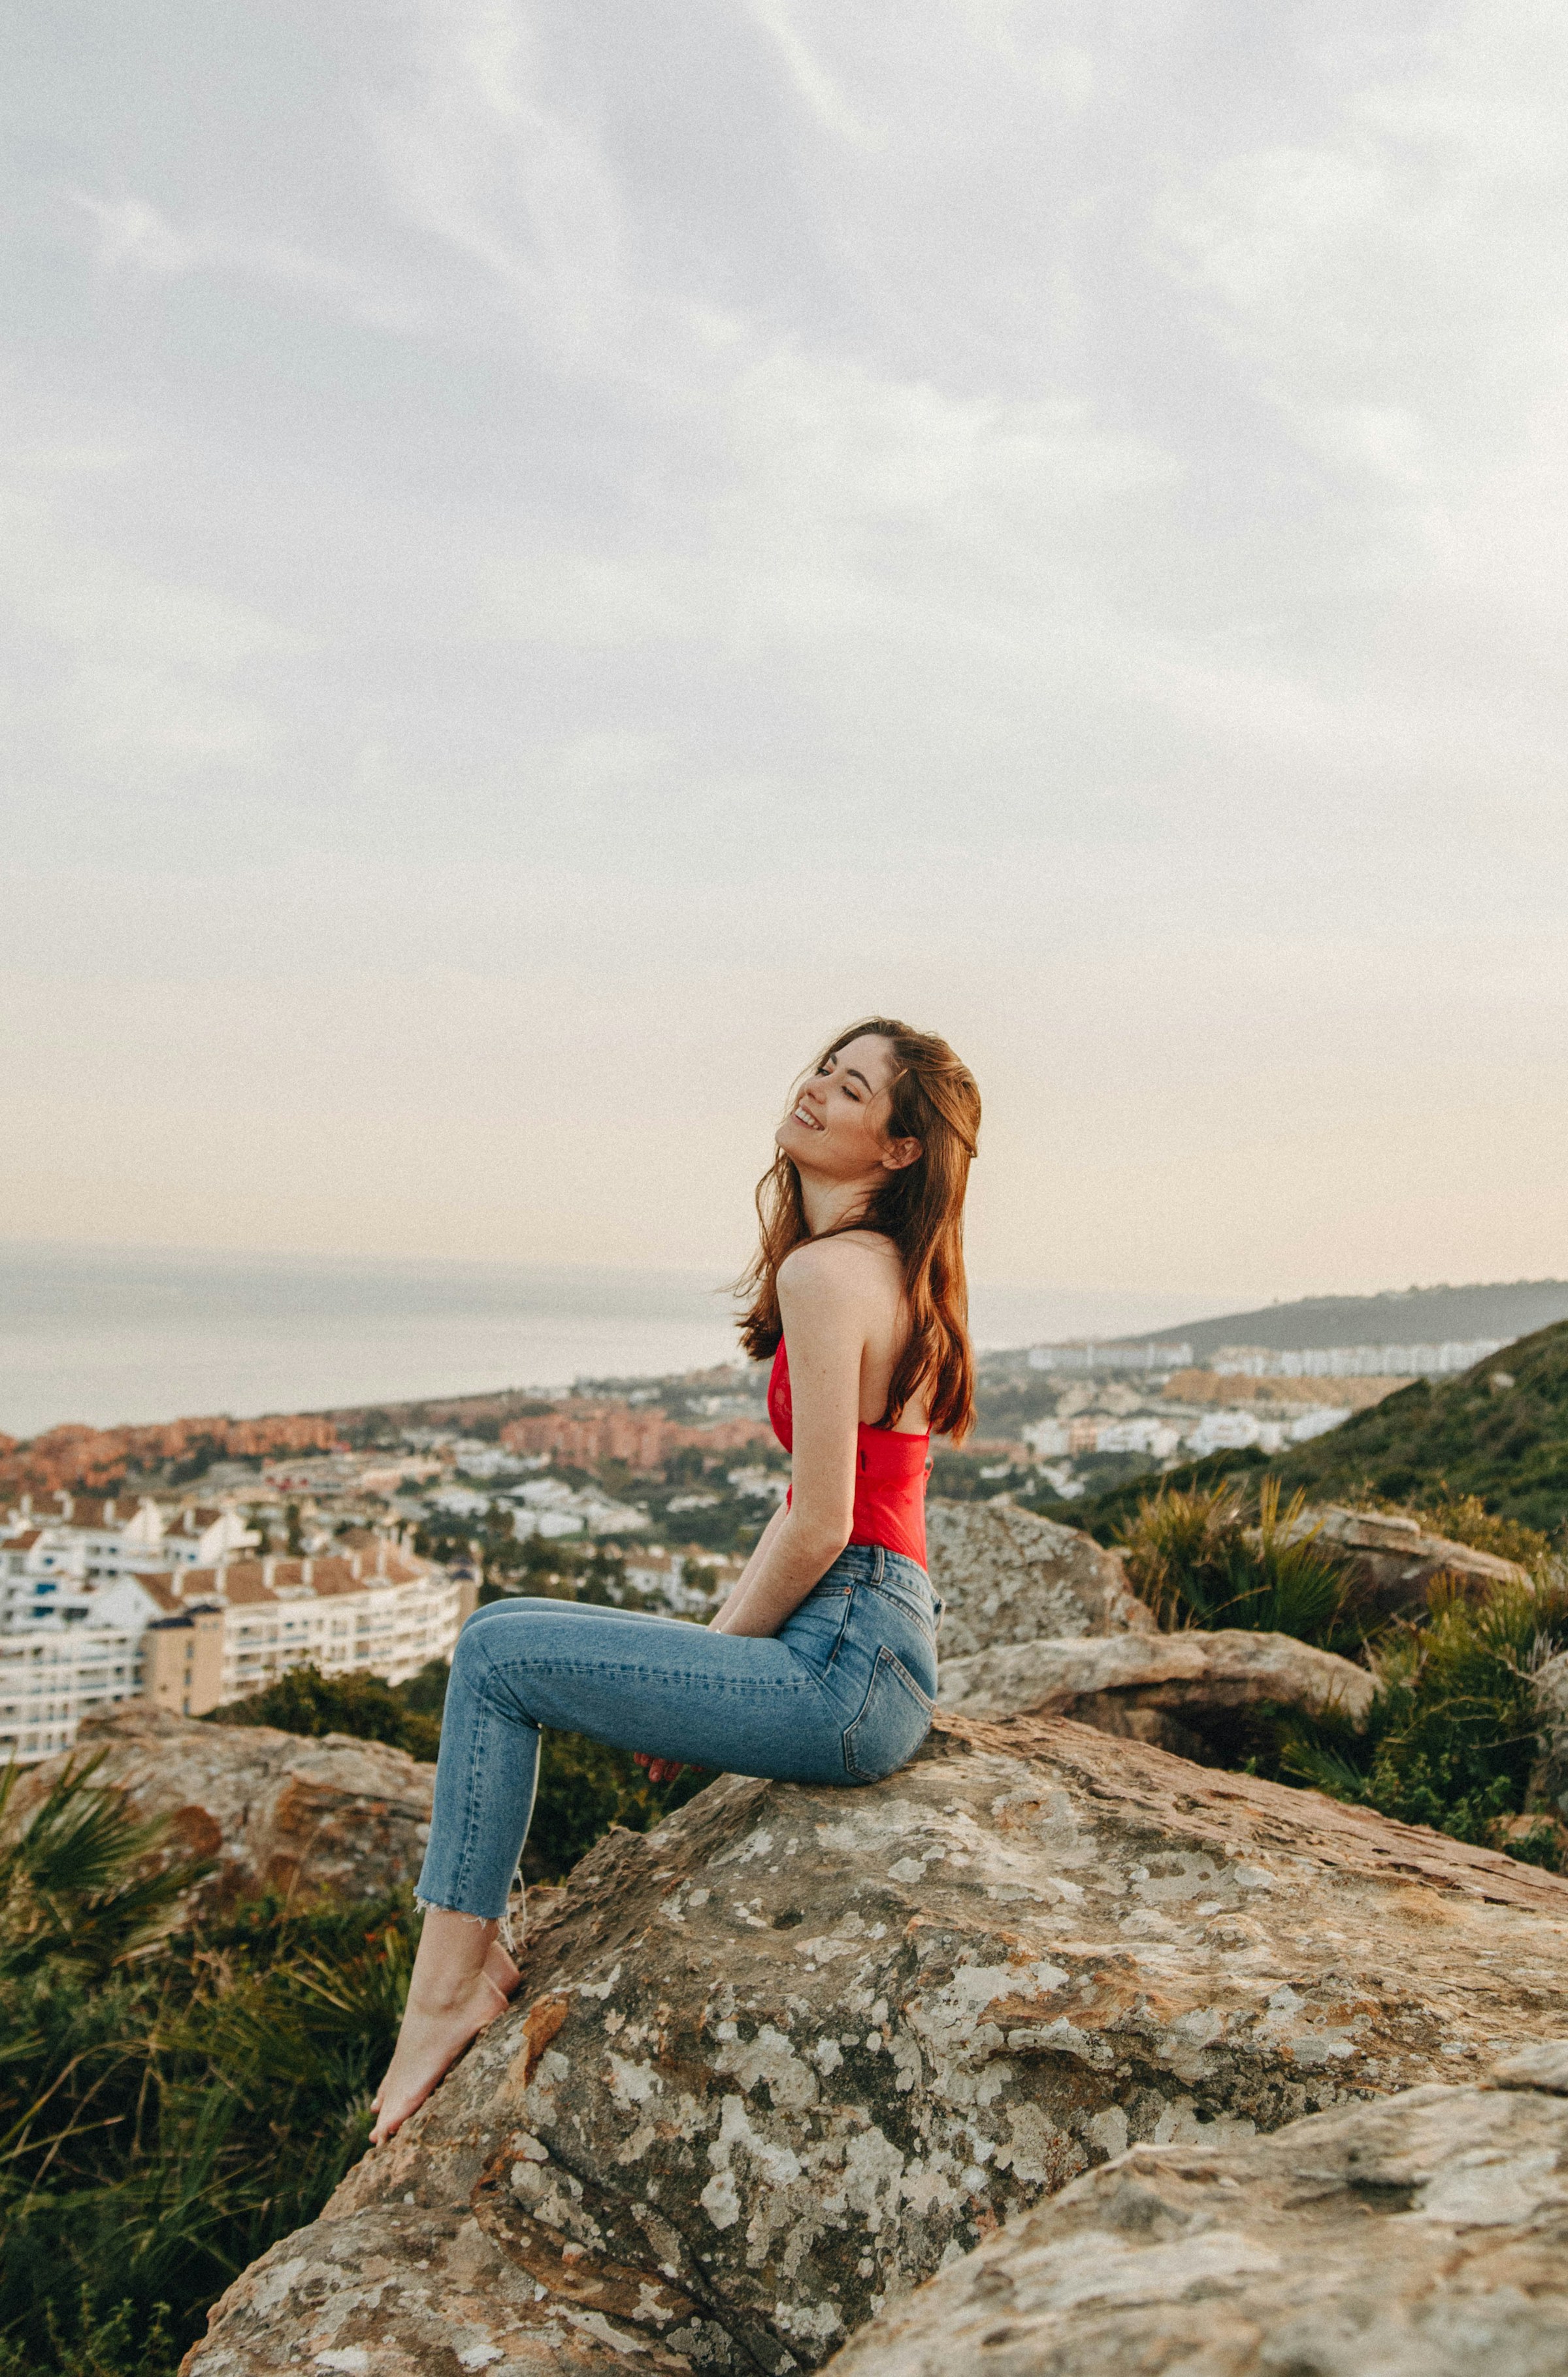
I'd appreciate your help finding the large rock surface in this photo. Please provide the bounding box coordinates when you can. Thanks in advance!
[822,2054,1568,2377]
[939,1628,1375,1761]
[1307,1503,1528,1621]
[924,1501,1152,1656]
[184,1713,1568,2377]
[14,1702,434,1917]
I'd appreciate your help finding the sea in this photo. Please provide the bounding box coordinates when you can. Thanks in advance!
[0,1242,1203,1439]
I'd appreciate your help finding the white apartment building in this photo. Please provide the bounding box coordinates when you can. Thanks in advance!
[1096,1418,1183,1458]
[0,1504,470,1761]
[1211,1341,1503,1381]
[1022,1417,1070,1459]
[1184,1411,1268,1456]
[1183,1409,1348,1456]
[4,1496,257,1591]
[139,1541,470,1716]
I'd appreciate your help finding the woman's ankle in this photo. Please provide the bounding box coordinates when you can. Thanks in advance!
[406,1969,495,2018]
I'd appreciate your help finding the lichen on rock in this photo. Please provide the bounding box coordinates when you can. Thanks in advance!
[819,2057,1568,2377]
[924,1501,1154,1657]
[183,1713,1568,2375]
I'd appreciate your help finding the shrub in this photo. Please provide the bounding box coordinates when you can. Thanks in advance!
[0,1757,416,2376]
[207,1660,442,1760]
[1411,1489,1551,1569]
[1117,1478,1359,1650]
[1282,1566,1568,1854]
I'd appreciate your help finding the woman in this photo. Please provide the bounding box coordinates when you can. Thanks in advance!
[370,1017,980,2142]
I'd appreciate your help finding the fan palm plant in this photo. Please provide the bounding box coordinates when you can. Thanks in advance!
[0,1760,416,2376]
[1118,1478,1358,1649]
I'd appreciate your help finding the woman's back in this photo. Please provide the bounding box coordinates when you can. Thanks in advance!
[766,1332,931,1567]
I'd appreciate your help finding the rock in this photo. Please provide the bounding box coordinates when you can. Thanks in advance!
[939,1628,1375,1761]
[12,1702,433,1918]
[174,2203,706,2376]
[184,1712,1568,2376]
[924,1501,1153,1657]
[1305,1503,1527,1622]
[819,2059,1568,2377]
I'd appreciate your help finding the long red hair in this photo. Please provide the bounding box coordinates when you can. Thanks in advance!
[737,1018,981,1439]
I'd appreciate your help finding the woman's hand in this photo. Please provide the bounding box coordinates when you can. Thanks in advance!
[633,1751,694,1785]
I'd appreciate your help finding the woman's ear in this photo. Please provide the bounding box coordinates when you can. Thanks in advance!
[881,1137,923,1173]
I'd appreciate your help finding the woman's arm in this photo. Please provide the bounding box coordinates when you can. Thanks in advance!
[708,1241,867,1638]
[707,1495,789,1628]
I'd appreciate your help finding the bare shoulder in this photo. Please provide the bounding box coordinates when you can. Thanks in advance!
[778,1232,901,1313]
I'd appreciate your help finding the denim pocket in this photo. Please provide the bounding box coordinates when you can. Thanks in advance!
[842,1646,936,1782]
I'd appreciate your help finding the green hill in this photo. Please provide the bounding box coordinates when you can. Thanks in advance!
[1266,1318,1568,1535]
[1060,1319,1568,1544]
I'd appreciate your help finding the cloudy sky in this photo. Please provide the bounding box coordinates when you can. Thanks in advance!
[5,0,1565,1306]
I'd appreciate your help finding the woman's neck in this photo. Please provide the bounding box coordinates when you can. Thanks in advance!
[798,1168,880,1239]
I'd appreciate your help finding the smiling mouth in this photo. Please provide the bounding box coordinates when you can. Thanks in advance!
[791,1103,825,1133]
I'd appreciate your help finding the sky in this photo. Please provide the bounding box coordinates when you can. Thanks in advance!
[4,0,1566,1307]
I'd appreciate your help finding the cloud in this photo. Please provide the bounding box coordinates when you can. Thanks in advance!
[740,0,885,150]
[6,0,1568,1290]
[70,190,196,276]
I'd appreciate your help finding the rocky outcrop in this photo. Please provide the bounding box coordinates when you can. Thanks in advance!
[938,1628,1375,1760]
[183,1712,1568,2376]
[924,1501,1152,1656]
[823,2052,1568,2377]
[1305,1503,1527,1621]
[14,1702,433,1918]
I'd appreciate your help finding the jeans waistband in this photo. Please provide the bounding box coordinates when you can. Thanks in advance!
[824,1541,940,1631]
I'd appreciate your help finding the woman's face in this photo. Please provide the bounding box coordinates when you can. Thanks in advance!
[776,1033,921,1182]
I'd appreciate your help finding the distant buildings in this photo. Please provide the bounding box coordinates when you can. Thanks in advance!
[0,1495,468,1763]
[1028,1343,1194,1374]
[1181,1406,1350,1458]
[501,1402,770,1470]
[1030,1337,1503,1382]
[505,1477,650,1540]
[1210,1341,1501,1379]
[1096,1418,1182,1459]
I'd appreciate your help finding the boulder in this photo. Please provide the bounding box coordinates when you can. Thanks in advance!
[183,1711,1568,2376]
[13,1702,433,1918]
[1305,1504,1527,1622]
[821,2055,1568,2377]
[924,1501,1153,1656]
[939,1628,1375,1761]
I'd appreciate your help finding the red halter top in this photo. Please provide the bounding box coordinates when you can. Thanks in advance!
[766,1339,932,1568]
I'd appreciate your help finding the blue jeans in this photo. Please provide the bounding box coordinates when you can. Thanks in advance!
[415,1543,940,1920]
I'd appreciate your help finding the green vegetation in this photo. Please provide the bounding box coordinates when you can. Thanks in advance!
[1113,1471,1568,1865]
[1282,1568,1568,1861]
[208,1656,448,1760]
[0,1641,714,2374]
[1269,1319,1568,1536]
[1117,1480,1360,1651]
[0,1756,414,2377]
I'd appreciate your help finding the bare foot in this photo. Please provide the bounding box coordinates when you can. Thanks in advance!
[370,1969,512,2144]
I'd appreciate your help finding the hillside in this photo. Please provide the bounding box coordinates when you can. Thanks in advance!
[1264,1318,1568,1533]
[1108,1279,1568,1362]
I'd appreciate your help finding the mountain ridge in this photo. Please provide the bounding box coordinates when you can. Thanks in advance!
[1105,1280,1568,1362]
